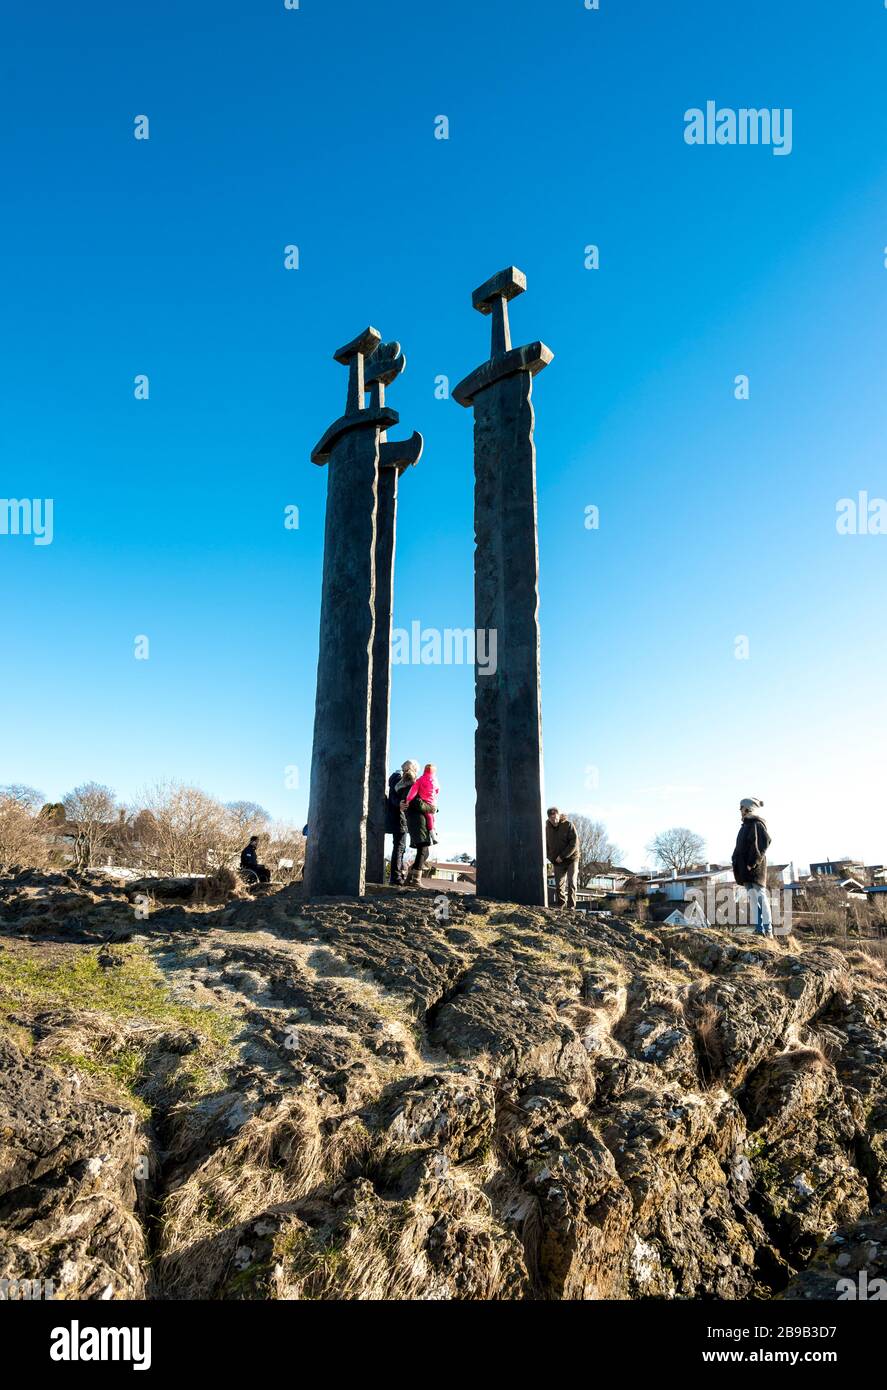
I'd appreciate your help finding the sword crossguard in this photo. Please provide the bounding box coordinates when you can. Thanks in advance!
[334,326,382,414]
[453,266,552,407]
[472,266,527,358]
[312,329,421,474]
[379,430,423,475]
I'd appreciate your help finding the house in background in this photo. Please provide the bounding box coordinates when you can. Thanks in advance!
[661,899,710,929]
[768,863,807,896]
[644,865,735,902]
[809,859,868,883]
[426,860,477,892]
[642,865,735,925]
[547,874,594,903]
[582,862,634,892]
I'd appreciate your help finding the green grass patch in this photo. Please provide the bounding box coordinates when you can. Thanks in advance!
[0,941,240,1111]
[0,941,236,1046]
[48,1046,151,1118]
[274,1225,347,1292]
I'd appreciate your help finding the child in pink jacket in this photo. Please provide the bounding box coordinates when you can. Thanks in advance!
[405,763,439,841]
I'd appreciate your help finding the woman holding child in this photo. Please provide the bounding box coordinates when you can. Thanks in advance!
[403,762,439,886]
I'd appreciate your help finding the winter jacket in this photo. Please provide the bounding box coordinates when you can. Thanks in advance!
[406,770,439,807]
[546,816,579,864]
[385,771,407,836]
[240,842,259,870]
[732,816,771,887]
[405,778,435,848]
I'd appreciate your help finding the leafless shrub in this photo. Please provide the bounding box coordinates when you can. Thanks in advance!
[0,786,52,873]
[134,782,234,876]
[190,865,251,905]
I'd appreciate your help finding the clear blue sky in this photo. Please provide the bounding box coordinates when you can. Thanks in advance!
[2,0,885,869]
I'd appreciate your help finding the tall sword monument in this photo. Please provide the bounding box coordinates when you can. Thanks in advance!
[453,267,553,906]
[303,327,418,897]
[364,343,423,883]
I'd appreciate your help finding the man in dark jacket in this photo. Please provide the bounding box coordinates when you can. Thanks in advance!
[386,761,416,885]
[545,807,580,909]
[240,835,270,883]
[732,797,772,936]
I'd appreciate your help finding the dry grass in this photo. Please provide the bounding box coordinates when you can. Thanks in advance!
[157,1097,381,1295]
[692,999,724,1086]
[158,1081,524,1300]
[190,865,253,905]
[272,1204,431,1300]
[271,1185,517,1301]
[852,939,887,971]
[771,1046,831,1072]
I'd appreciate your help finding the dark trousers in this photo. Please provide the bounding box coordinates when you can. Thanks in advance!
[390,833,406,884]
[408,845,430,882]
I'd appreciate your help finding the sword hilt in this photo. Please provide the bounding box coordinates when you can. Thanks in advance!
[334,326,382,414]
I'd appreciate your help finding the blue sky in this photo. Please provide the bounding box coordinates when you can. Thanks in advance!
[2,0,885,869]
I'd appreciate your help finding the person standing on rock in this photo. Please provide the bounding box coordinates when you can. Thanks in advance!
[404,763,440,842]
[386,760,417,885]
[546,807,580,909]
[732,797,772,937]
[404,765,436,886]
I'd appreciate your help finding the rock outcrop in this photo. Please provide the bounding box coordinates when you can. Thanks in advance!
[1,871,885,1300]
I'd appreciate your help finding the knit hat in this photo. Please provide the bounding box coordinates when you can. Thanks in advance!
[740,797,764,814]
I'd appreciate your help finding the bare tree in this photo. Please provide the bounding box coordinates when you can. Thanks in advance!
[137,782,231,876]
[567,813,622,887]
[265,820,307,880]
[224,801,271,859]
[0,787,51,873]
[226,801,270,833]
[62,782,118,870]
[0,784,44,812]
[647,826,706,875]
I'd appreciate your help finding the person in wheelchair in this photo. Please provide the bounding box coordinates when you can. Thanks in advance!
[240,835,271,883]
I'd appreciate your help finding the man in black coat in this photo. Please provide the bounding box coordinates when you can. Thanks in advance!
[386,761,416,885]
[732,797,772,936]
[240,835,270,883]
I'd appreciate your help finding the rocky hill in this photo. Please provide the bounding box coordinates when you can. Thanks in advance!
[1,870,885,1300]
